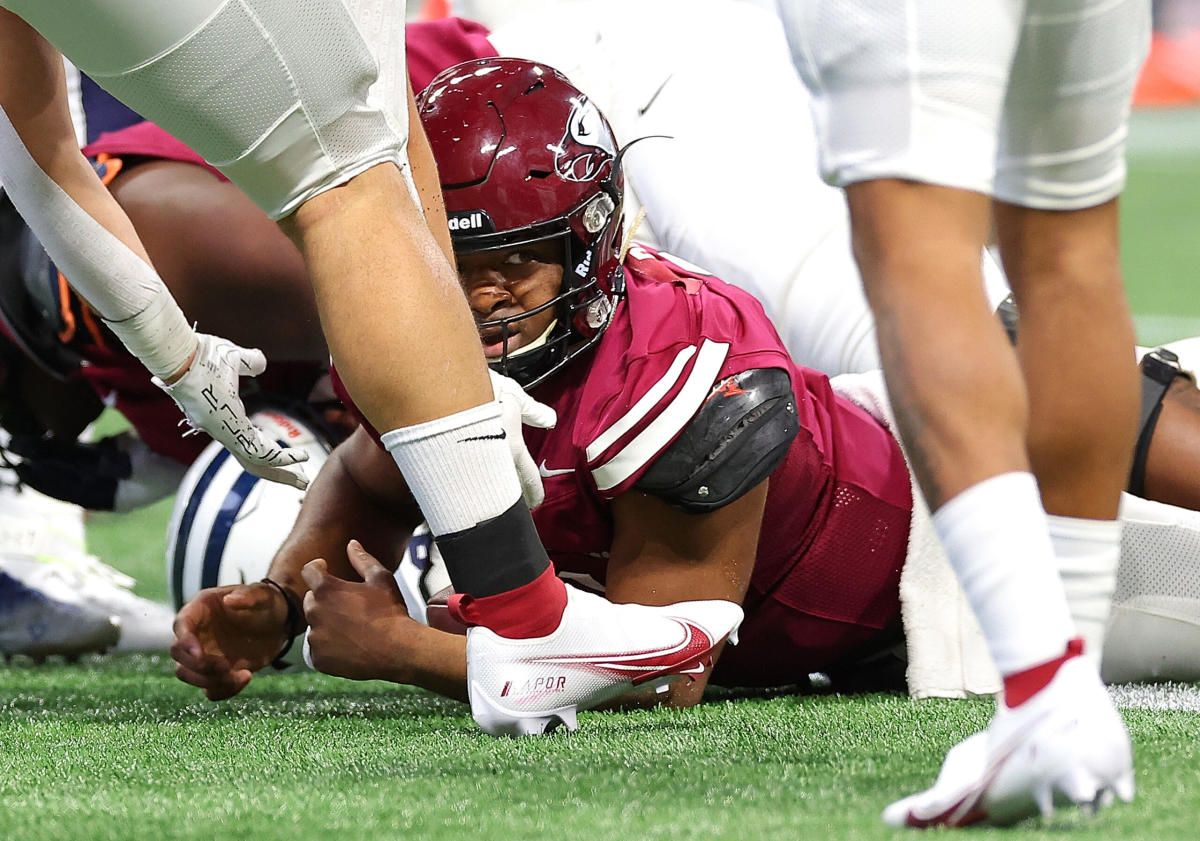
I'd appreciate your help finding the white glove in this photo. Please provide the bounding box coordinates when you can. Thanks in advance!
[489,369,557,509]
[154,333,310,490]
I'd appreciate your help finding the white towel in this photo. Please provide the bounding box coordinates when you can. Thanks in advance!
[830,372,1000,699]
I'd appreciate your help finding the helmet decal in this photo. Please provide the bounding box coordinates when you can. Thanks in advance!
[555,97,617,183]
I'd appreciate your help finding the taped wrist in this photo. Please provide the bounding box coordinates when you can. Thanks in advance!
[1129,347,1188,497]
[103,286,198,380]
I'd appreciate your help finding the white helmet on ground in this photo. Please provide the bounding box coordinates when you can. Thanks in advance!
[166,409,331,611]
[394,522,453,630]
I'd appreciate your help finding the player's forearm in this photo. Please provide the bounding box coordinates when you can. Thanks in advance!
[0,26,198,381]
[267,450,417,604]
[386,623,468,703]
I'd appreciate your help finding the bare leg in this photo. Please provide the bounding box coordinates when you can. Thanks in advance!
[995,199,1138,664]
[845,178,1075,680]
[278,160,492,430]
[845,180,1029,508]
[996,199,1139,520]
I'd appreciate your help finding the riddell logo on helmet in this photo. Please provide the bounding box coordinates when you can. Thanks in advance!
[262,412,303,439]
[448,211,492,233]
[575,249,593,278]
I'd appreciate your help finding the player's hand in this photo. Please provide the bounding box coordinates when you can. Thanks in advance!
[154,333,310,490]
[9,431,186,512]
[301,540,417,683]
[170,582,292,701]
[489,369,557,509]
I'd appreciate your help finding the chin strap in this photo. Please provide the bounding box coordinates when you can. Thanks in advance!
[618,206,647,264]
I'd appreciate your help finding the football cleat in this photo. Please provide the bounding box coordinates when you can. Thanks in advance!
[462,585,743,737]
[0,570,120,659]
[882,644,1134,828]
[2,554,175,653]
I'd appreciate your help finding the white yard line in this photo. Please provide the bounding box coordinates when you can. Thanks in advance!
[1109,682,1200,712]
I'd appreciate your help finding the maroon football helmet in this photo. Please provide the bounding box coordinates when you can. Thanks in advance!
[417,57,625,389]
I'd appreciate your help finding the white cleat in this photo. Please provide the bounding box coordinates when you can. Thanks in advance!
[2,555,175,653]
[462,585,742,737]
[882,646,1134,828]
[0,570,120,660]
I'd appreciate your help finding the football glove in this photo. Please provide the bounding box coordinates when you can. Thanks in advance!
[154,333,309,490]
[489,369,557,509]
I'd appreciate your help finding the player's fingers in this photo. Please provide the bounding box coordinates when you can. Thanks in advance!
[345,539,392,586]
[302,589,317,621]
[248,439,309,465]
[172,597,211,636]
[514,390,557,429]
[512,448,545,509]
[173,660,242,699]
[221,584,270,613]
[243,458,310,490]
[236,346,268,377]
[174,661,216,690]
[300,558,329,592]
[202,670,253,702]
[169,629,205,665]
[170,637,234,677]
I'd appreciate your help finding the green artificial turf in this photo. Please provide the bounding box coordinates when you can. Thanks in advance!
[2,660,1198,841]
[5,108,1198,840]
[1123,108,1200,345]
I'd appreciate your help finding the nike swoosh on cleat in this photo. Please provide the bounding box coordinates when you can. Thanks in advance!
[525,618,718,684]
[905,709,1054,828]
[538,460,575,478]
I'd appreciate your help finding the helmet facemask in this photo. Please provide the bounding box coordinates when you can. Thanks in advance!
[458,186,623,390]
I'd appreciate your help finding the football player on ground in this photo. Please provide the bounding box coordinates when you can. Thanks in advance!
[0,3,739,734]
[170,59,1200,743]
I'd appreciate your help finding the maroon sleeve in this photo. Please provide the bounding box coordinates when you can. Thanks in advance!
[83,121,227,181]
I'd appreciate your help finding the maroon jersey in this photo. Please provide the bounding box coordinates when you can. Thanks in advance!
[339,246,913,687]
[523,246,912,685]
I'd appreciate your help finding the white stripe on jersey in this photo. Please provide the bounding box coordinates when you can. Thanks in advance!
[591,340,730,492]
[585,344,698,462]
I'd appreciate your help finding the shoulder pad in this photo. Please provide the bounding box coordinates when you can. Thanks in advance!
[635,367,798,513]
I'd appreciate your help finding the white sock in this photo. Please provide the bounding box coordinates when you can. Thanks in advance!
[381,402,522,536]
[1048,513,1120,671]
[932,472,1073,675]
